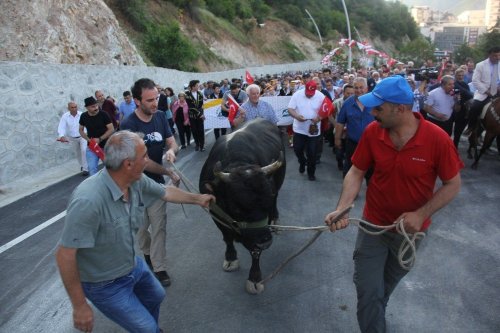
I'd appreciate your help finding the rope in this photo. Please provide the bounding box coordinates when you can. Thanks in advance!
[168,161,240,233]
[168,162,423,286]
[264,215,425,288]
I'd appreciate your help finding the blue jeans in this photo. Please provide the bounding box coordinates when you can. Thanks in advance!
[82,257,166,333]
[85,147,99,175]
[353,228,423,333]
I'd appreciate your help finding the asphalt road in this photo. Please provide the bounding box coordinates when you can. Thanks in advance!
[0,132,499,333]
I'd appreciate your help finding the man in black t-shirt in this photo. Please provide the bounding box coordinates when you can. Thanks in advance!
[120,78,179,287]
[79,96,114,175]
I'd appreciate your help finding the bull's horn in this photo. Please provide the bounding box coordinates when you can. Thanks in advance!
[261,151,283,175]
[214,161,231,182]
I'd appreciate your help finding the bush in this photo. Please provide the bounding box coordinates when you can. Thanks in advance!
[143,22,198,71]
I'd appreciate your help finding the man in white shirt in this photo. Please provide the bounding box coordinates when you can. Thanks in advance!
[57,101,88,176]
[466,46,500,132]
[424,75,460,136]
[288,81,326,181]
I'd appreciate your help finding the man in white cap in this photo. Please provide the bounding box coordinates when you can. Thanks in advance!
[324,75,463,333]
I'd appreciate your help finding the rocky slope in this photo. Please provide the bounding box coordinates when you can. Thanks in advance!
[0,0,322,71]
[0,0,144,66]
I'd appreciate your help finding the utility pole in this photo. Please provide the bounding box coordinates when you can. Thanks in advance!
[341,0,352,70]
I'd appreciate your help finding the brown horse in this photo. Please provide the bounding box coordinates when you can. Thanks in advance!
[467,97,500,169]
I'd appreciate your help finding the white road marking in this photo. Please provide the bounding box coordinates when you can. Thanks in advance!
[0,128,217,255]
[0,211,66,254]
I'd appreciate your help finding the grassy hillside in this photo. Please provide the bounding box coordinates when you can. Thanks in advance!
[104,0,419,71]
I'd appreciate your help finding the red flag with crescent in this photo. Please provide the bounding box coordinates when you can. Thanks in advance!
[318,97,334,118]
[227,95,240,124]
[88,139,105,161]
[245,70,254,84]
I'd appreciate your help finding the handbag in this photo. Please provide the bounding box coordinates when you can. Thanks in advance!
[308,123,319,135]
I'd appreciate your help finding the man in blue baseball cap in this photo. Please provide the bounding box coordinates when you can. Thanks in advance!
[324,75,464,332]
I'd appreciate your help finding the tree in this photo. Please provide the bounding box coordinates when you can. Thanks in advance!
[453,43,480,64]
[475,28,500,58]
[143,23,198,71]
[399,37,436,67]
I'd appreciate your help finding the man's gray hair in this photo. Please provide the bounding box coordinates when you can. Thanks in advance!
[441,75,455,86]
[104,131,144,170]
[353,77,367,86]
[246,84,261,95]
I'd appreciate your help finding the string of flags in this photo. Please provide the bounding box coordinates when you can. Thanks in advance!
[321,38,401,68]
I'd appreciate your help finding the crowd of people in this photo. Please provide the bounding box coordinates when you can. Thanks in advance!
[54,46,499,332]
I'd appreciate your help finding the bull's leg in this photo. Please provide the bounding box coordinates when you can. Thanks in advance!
[245,249,265,294]
[269,195,280,234]
[222,233,239,272]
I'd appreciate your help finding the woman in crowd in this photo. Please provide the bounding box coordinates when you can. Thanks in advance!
[171,92,191,149]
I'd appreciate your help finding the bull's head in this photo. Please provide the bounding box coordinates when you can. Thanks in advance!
[214,151,284,182]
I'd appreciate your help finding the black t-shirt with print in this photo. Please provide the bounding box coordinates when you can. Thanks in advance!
[120,111,172,184]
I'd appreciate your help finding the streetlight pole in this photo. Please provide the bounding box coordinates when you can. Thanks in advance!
[341,0,352,70]
[305,9,323,45]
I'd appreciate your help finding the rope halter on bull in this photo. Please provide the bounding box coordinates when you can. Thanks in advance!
[169,162,424,288]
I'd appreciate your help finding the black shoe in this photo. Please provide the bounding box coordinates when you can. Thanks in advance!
[200,147,206,152]
[195,146,199,151]
[180,145,186,149]
[155,271,171,287]
[144,255,153,269]
[299,164,305,173]
[81,171,89,176]
[308,175,316,181]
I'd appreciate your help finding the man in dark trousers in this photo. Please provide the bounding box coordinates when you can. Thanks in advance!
[325,76,463,333]
[121,78,180,287]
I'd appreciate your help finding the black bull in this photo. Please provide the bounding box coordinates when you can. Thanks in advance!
[199,119,286,293]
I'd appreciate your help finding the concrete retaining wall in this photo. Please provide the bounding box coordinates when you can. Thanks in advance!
[0,60,320,186]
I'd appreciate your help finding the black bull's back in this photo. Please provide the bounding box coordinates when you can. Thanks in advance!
[199,119,286,238]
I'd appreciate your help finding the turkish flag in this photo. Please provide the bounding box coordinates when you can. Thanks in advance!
[318,97,334,118]
[245,70,254,84]
[88,139,105,161]
[227,96,240,124]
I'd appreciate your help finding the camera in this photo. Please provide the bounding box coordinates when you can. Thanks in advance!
[408,67,439,81]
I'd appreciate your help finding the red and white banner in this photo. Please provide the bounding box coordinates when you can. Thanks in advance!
[318,97,334,118]
[227,95,240,124]
[245,70,254,84]
[88,139,105,161]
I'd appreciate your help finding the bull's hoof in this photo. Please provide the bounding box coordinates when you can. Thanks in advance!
[245,280,265,294]
[222,259,240,272]
[471,162,478,170]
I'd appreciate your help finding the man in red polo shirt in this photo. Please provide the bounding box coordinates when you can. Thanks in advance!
[324,75,463,333]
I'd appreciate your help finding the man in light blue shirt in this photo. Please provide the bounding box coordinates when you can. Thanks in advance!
[232,84,278,127]
[118,90,136,123]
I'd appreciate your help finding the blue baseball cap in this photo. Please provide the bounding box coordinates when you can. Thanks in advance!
[359,75,414,107]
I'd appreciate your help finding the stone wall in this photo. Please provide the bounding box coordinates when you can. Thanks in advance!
[0,61,320,186]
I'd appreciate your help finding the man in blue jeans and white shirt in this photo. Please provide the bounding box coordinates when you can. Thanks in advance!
[56,130,214,333]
